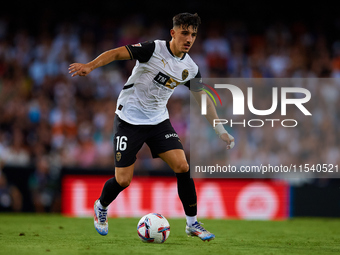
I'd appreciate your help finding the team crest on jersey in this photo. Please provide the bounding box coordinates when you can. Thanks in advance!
[182,69,189,80]
[116,152,121,162]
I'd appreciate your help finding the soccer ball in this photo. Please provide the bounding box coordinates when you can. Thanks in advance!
[137,213,170,243]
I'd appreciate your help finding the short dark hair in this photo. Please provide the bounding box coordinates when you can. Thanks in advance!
[172,13,201,30]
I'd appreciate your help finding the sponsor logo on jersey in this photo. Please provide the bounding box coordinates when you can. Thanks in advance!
[153,72,180,89]
[165,133,179,139]
[154,72,170,85]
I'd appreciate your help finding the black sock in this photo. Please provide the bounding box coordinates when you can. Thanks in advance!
[99,177,127,207]
[176,170,197,217]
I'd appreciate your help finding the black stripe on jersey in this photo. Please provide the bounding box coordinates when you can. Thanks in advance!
[184,69,203,91]
[125,46,133,60]
[125,41,155,63]
[123,84,134,90]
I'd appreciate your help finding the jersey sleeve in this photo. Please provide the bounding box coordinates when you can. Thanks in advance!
[125,41,155,63]
[184,69,204,92]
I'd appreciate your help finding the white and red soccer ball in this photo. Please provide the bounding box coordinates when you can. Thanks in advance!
[137,213,170,243]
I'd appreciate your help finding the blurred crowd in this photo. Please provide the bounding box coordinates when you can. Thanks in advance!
[1,13,340,211]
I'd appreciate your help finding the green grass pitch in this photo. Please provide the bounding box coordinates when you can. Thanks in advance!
[0,214,339,255]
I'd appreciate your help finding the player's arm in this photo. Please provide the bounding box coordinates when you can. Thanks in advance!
[69,46,131,77]
[191,90,235,150]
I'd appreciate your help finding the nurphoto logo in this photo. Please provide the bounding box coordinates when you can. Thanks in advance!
[201,84,312,128]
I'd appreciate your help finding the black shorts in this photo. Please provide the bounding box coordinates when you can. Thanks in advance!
[113,115,184,167]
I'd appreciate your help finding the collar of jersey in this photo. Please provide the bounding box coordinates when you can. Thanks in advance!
[166,41,186,60]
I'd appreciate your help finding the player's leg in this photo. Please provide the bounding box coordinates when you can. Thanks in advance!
[98,165,134,207]
[94,115,145,236]
[146,119,215,241]
[158,149,215,241]
[146,120,198,220]
[94,165,134,236]
[144,121,196,219]
[146,119,198,221]
[158,149,197,216]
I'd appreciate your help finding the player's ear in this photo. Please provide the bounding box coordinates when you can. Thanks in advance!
[170,28,176,38]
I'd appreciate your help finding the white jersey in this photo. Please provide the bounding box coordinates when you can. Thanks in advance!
[115,40,201,125]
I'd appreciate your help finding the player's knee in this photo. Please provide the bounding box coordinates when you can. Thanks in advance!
[115,165,134,188]
[173,162,189,173]
[116,176,132,187]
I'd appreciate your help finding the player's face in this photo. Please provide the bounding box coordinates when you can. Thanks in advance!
[171,25,197,56]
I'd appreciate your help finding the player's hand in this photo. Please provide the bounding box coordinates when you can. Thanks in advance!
[220,133,235,150]
[68,63,92,77]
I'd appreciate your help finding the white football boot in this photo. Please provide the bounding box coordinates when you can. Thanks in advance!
[94,199,108,235]
[185,221,215,242]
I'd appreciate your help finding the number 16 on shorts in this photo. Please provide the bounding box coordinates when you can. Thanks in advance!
[116,136,128,151]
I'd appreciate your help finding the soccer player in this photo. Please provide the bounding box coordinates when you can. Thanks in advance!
[69,13,234,242]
